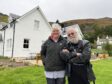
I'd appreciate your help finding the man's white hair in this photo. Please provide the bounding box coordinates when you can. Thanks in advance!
[66,27,78,35]
[52,23,62,34]
[66,27,81,43]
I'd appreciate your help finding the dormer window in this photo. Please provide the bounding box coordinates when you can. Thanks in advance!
[34,20,39,30]
[10,22,14,28]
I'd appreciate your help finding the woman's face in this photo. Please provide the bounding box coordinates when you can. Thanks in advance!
[51,28,60,38]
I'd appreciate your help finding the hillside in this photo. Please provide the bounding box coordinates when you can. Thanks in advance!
[0,13,8,23]
[62,17,112,27]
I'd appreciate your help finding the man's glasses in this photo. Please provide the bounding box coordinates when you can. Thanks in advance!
[68,32,75,36]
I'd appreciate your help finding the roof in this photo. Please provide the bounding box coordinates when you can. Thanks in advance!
[9,13,20,19]
[99,38,112,42]
[1,6,52,30]
[0,22,8,30]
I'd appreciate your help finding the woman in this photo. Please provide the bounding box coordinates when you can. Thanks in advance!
[41,23,66,84]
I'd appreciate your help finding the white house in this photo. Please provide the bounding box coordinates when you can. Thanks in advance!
[97,36,112,49]
[0,6,51,58]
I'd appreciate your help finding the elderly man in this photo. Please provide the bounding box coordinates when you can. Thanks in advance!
[41,23,66,84]
[60,27,91,84]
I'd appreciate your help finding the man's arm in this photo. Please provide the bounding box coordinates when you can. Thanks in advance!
[69,42,91,64]
[60,42,77,62]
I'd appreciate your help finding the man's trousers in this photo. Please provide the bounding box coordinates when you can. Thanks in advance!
[68,64,90,84]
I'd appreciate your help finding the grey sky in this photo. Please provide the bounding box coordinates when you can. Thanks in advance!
[0,0,112,21]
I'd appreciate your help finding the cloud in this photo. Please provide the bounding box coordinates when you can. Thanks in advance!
[0,0,112,21]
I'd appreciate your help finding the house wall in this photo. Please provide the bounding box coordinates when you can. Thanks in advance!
[97,37,112,49]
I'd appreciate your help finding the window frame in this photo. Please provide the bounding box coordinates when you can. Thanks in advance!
[23,39,30,49]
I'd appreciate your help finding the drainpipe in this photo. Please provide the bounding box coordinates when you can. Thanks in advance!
[3,28,6,56]
[11,19,16,58]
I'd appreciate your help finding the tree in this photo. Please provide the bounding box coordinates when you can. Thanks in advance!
[103,42,112,56]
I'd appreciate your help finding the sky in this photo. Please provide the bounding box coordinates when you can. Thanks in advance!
[0,0,112,22]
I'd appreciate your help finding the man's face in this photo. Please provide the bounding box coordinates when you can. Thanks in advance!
[67,29,79,44]
[68,30,77,39]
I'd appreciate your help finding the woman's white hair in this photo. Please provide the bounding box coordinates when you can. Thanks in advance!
[51,23,62,34]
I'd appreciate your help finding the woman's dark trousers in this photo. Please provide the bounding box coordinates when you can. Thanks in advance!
[46,78,65,84]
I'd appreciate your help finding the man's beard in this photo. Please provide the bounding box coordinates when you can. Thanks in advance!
[67,37,79,44]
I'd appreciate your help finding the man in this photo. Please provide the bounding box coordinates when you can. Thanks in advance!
[60,27,91,84]
[40,23,66,84]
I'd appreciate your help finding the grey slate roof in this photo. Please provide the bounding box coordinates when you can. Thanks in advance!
[9,13,20,19]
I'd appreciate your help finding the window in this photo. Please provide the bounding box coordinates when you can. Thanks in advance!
[34,20,39,30]
[23,39,29,49]
[7,39,12,49]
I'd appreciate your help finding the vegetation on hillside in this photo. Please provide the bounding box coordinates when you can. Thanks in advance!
[0,13,8,23]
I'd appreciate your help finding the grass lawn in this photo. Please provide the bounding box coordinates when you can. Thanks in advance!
[0,58,112,84]
[92,58,112,84]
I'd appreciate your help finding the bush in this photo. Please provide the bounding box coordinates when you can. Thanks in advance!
[103,43,112,56]
[91,49,107,54]
[108,51,112,56]
[0,56,9,59]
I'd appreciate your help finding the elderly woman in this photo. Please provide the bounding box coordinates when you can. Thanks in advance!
[41,23,67,84]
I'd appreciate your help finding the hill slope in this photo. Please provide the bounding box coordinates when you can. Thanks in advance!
[0,13,8,23]
[62,17,112,27]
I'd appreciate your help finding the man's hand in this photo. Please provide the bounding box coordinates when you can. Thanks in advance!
[62,49,69,53]
[76,53,82,57]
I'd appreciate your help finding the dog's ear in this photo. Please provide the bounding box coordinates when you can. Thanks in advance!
[56,19,64,28]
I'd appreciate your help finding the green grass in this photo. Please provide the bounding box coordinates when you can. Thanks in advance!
[0,66,46,84]
[92,58,112,84]
[0,59,112,84]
